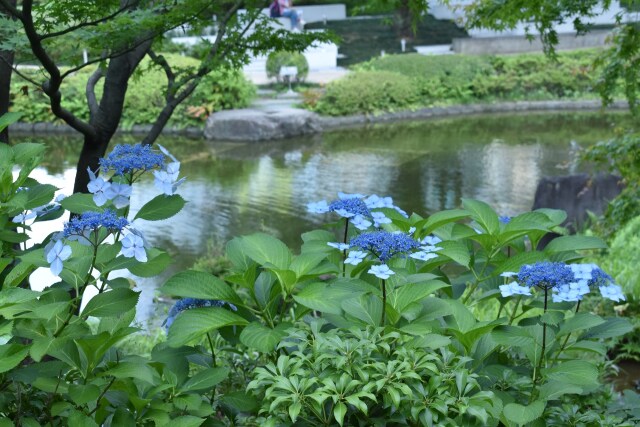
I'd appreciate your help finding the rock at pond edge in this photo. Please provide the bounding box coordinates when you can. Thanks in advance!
[204,108,322,141]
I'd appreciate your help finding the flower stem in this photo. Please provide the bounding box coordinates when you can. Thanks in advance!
[381,279,386,326]
[533,287,549,386]
[508,296,523,325]
[551,300,582,367]
[342,218,349,277]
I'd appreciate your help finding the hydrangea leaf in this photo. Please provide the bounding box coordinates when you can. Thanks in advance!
[134,194,185,221]
[240,322,291,353]
[60,193,101,214]
[180,367,230,392]
[503,400,544,426]
[82,288,139,318]
[162,270,243,306]
[167,307,248,347]
[544,360,599,387]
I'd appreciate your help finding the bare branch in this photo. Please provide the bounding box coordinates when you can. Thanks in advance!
[86,67,104,118]
[0,57,40,86]
[40,4,134,41]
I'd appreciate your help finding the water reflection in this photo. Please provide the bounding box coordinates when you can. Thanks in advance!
[14,111,631,322]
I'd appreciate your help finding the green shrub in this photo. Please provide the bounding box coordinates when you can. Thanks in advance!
[311,50,604,115]
[265,51,309,83]
[314,70,420,115]
[598,215,640,299]
[10,53,256,129]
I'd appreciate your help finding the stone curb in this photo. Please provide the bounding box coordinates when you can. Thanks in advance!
[317,100,630,131]
[8,99,629,139]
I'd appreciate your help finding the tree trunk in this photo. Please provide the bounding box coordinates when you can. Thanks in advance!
[72,40,152,194]
[0,0,17,144]
[395,0,414,41]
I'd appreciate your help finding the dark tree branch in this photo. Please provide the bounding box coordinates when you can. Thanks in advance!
[40,4,134,41]
[0,57,40,86]
[147,49,175,102]
[86,67,104,118]
[0,0,19,18]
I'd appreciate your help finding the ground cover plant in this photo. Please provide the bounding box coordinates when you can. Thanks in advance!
[0,113,637,425]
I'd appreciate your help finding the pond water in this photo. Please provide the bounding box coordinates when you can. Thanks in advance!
[15,111,631,323]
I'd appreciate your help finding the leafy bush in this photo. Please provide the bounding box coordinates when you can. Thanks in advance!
[584,131,640,236]
[311,50,602,115]
[10,53,255,129]
[314,70,420,115]
[266,51,309,83]
[1,112,637,426]
[249,323,499,426]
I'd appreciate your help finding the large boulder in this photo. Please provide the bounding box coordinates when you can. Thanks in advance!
[204,107,322,141]
[532,173,624,247]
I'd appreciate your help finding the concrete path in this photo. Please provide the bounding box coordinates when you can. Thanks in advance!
[243,67,349,85]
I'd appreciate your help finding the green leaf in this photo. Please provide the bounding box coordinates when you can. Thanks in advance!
[128,249,172,277]
[462,199,500,235]
[544,235,607,253]
[544,360,598,386]
[422,209,470,234]
[163,416,204,427]
[0,344,29,373]
[68,410,98,427]
[538,381,582,401]
[294,279,377,315]
[181,367,230,392]
[557,313,605,336]
[240,233,292,270]
[160,270,243,306]
[12,143,45,165]
[503,400,545,425]
[220,391,259,414]
[134,194,185,221]
[492,325,535,347]
[290,252,327,278]
[82,289,139,318]
[437,240,470,267]
[167,308,248,347]
[69,384,101,405]
[24,184,57,210]
[240,322,290,353]
[60,193,101,214]
[333,401,347,426]
[341,294,383,326]
[393,280,449,313]
[101,361,158,384]
[0,112,22,132]
[579,317,633,340]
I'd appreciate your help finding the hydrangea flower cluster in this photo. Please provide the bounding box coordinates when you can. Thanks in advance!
[63,210,129,238]
[499,262,625,303]
[164,298,238,330]
[100,144,164,176]
[88,168,132,208]
[347,230,423,279]
[153,145,186,196]
[308,192,407,232]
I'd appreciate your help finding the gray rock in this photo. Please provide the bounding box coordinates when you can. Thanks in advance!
[204,108,322,141]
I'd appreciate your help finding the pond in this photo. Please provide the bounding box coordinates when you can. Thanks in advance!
[16,111,630,324]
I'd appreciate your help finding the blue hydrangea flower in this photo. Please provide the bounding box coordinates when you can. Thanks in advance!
[599,284,625,302]
[368,264,395,279]
[164,298,238,330]
[500,271,518,278]
[499,281,532,297]
[64,210,129,238]
[329,198,371,219]
[87,167,112,206]
[12,211,36,224]
[410,251,439,262]
[46,240,72,276]
[350,230,420,263]
[351,214,372,230]
[105,182,132,209]
[552,281,591,302]
[371,211,392,228]
[120,233,147,262]
[307,200,330,214]
[100,144,164,176]
[517,262,574,290]
[364,194,408,217]
[327,242,349,251]
[499,216,512,224]
[421,235,442,246]
[345,250,367,265]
